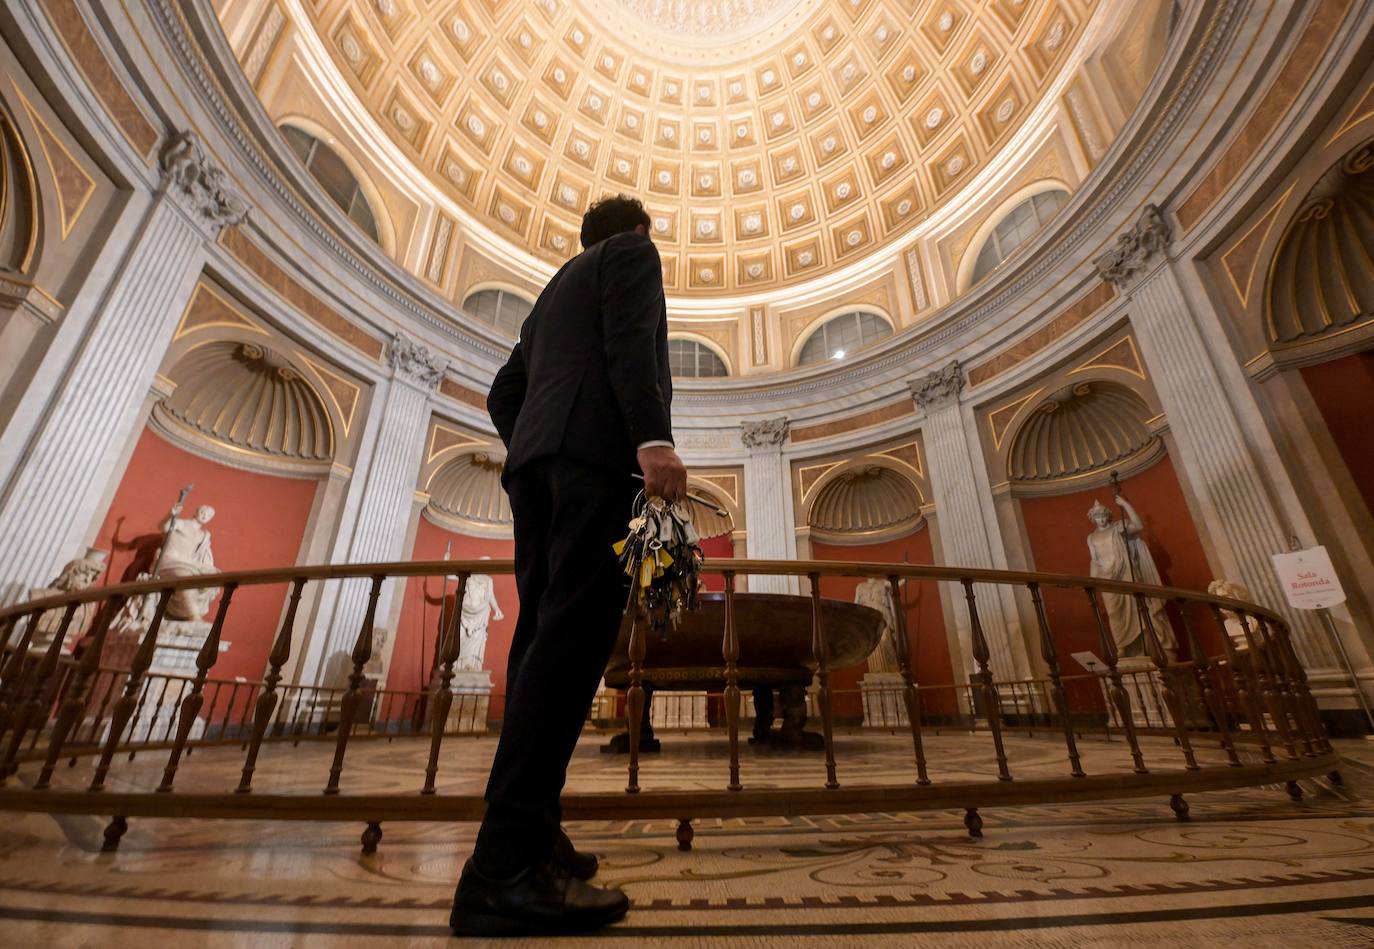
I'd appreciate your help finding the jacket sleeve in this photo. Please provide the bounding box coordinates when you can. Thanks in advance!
[600,234,673,447]
[486,341,527,448]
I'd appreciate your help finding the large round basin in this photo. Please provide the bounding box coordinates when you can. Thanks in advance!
[604,592,885,691]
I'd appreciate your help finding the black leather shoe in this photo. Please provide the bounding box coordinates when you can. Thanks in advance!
[554,827,599,880]
[449,857,629,937]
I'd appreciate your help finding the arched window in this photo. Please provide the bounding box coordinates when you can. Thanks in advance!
[796,310,892,366]
[279,124,381,244]
[667,338,728,378]
[463,288,534,337]
[970,189,1070,284]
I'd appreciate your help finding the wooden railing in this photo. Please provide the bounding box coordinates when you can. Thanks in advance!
[0,559,1339,853]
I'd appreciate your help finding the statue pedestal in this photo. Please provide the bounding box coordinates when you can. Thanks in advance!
[1106,657,1171,729]
[650,691,708,729]
[861,672,909,727]
[589,678,617,726]
[446,670,492,735]
[108,620,227,744]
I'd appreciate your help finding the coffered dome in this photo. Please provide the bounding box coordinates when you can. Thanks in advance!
[278,0,1102,295]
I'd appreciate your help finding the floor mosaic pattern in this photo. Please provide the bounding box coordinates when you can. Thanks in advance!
[0,731,1370,946]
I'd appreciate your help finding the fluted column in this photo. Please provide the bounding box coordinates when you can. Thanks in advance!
[741,418,797,594]
[913,363,1030,682]
[0,132,247,602]
[301,335,444,681]
[1094,205,1335,670]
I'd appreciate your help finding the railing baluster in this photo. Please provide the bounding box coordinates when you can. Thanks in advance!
[1257,616,1323,756]
[1,604,77,781]
[90,591,172,790]
[809,573,839,789]
[154,586,236,792]
[324,576,384,794]
[236,579,306,793]
[1028,583,1084,778]
[34,597,126,789]
[1209,604,1276,763]
[625,601,647,794]
[1237,612,1299,759]
[963,580,1012,781]
[1134,594,1197,770]
[1084,588,1147,774]
[0,611,43,746]
[888,575,930,785]
[721,571,742,791]
[1176,602,1241,767]
[423,573,468,794]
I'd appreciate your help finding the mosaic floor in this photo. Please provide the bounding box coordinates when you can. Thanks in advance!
[0,730,1370,947]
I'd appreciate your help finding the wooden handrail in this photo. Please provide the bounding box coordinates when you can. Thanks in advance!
[0,557,1290,624]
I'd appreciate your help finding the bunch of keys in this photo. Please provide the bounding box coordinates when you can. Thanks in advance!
[613,491,707,638]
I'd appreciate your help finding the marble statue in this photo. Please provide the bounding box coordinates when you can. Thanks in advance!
[1208,580,1253,650]
[456,557,503,672]
[24,547,107,652]
[1087,496,1176,658]
[155,502,219,621]
[854,577,901,674]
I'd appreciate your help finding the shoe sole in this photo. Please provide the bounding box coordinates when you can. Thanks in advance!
[451,902,629,937]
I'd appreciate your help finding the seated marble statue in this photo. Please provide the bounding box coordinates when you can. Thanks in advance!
[1087,496,1177,659]
[25,547,107,652]
[155,503,219,622]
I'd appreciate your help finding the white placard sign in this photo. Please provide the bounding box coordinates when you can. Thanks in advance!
[1070,651,1106,673]
[1271,546,1346,611]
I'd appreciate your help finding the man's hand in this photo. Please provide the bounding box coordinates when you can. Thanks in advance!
[637,445,687,502]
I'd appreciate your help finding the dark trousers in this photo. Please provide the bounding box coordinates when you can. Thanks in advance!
[472,457,637,876]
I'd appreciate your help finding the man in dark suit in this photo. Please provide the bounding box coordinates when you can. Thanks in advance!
[451,195,686,936]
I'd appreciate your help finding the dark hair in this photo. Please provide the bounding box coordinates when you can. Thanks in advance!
[580,194,651,249]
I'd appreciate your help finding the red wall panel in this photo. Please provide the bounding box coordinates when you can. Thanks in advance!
[93,426,318,687]
[811,528,957,717]
[1017,454,1214,707]
[1300,350,1374,518]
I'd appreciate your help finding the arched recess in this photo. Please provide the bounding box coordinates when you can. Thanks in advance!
[422,450,512,538]
[150,340,337,476]
[1265,139,1374,348]
[1261,138,1374,523]
[801,455,955,720]
[956,181,1072,292]
[997,375,1213,703]
[804,459,925,545]
[0,102,40,275]
[461,284,535,338]
[92,337,340,690]
[791,305,895,367]
[274,114,397,255]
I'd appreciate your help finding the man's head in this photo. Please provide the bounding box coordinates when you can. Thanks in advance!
[580,194,651,249]
[195,505,216,524]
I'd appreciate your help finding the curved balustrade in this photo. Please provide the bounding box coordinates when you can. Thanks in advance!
[0,560,1339,854]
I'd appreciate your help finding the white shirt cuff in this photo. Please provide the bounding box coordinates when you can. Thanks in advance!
[636,440,675,450]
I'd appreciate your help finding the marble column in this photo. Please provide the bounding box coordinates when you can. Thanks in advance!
[1093,205,1335,670]
[741,417,798,594]
[0,132,247,603]
[300,334,443,682]
[912,363,1030,683]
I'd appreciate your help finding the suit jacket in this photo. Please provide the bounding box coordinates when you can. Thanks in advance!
[487,231,673,481]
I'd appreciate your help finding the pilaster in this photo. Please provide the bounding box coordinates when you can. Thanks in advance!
[299,333,443,682]
[1094,205,1336,672]
[912,363,1030,683]
[740,417,797,594]
[0,131,247,602]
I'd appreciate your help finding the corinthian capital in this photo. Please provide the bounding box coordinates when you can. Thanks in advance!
[910,361,964,412]
[1093,204,1171,287]
[741,417,789,449]
[159,131,249,236]
[386,333,446,390]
